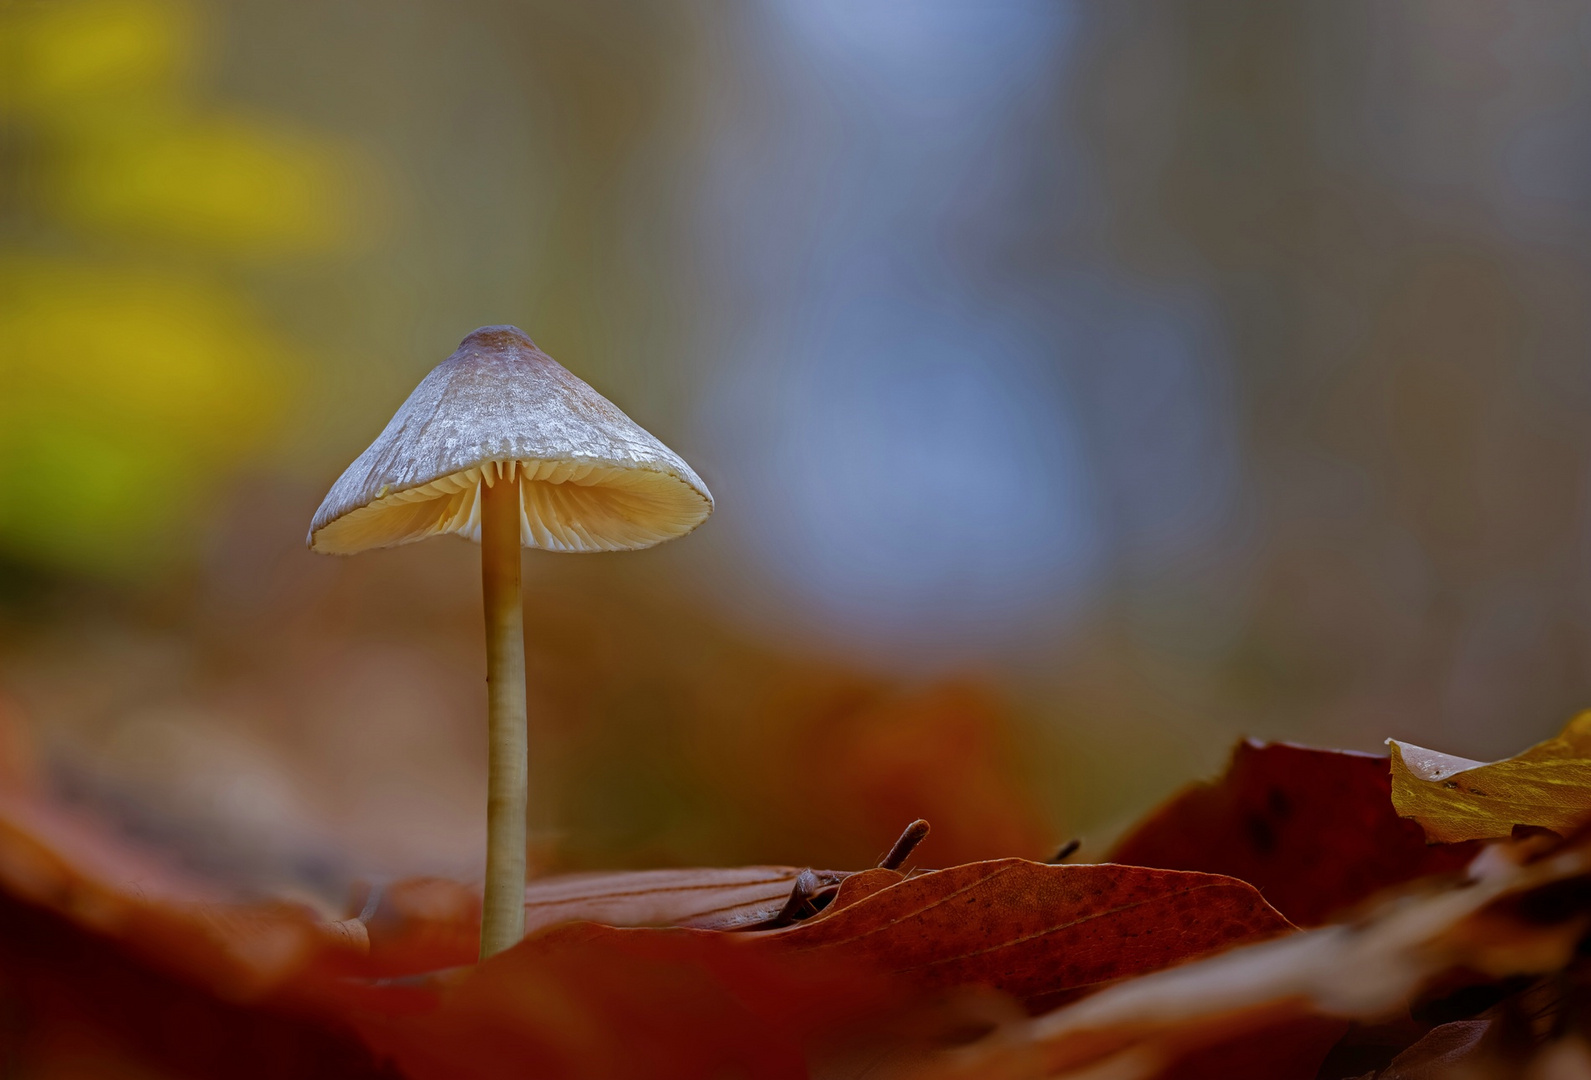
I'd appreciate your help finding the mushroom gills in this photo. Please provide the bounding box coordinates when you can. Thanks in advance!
[312,458,706,554]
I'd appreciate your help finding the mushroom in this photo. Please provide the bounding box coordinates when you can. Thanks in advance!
[308,325,713,957]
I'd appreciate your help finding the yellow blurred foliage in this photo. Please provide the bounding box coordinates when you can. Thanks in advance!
[0,0,194,111]
[0,260,292,572]
[46,110,359,255]
[0,0,368,575]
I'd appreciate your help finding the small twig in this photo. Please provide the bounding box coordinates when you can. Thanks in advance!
[1050,839,1081,864]
[740,870,844,931]
[769,869,823,925]
[741,818,933,933]
[880,819,931,871]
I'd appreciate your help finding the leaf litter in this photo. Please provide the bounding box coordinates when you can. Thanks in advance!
[9,718,1591,1077]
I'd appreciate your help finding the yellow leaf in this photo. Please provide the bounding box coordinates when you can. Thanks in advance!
[1388,713,1591,843]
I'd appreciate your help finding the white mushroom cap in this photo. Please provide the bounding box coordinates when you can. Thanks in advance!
[308,326,713,555]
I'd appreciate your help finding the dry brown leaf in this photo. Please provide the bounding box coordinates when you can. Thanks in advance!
[760,858,1294,1010]
[1372,1019,1492,1079]
[0,774,915,1078]
[356,866,844,972]
[526,865,837,932]
[344,922,915,1080]
[1390,713,1591,843]
[0,881,393,1079]
[912,838,1591,1080]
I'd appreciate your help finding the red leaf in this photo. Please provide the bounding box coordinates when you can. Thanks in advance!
[0,782,919,1078]
[762,858,1294,1009]
[0,883,390,1079]
[1110,740,1481,925]
[346,924,909,1080]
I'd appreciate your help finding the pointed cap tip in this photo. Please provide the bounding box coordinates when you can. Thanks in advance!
[461,325,536,350]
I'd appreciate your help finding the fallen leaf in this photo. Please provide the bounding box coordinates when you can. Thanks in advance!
[0,785,379,998]
[12,691,1591,1080]
[0,863,925,1080]
[1111,739,1480,925]
[0,871,392,1079]
[0,776,928,1078]
[525,865,835,933]
[1355,972,1589,1079]
[350,858,1297,1075]
[356,866,846,974]
[343,923,916,1080]
[1372,1019,1491,1079]
[761,858,1294,1009]
[1390,713,1591,843]
[821,866,906,912]
[918,834,1591,1080]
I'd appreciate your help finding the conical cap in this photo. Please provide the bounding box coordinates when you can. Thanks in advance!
[308,326,713,554]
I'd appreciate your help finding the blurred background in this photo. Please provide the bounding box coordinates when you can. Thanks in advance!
[4,0,1591,903]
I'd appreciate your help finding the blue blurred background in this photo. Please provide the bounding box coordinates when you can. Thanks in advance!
[5,0,1591,899]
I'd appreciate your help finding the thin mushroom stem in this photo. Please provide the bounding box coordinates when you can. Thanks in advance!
[479,462,528,958]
